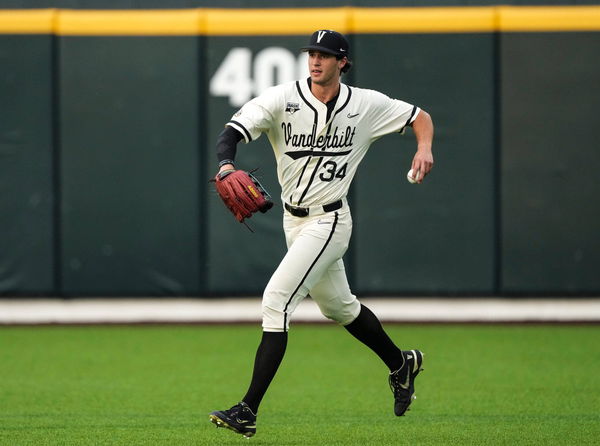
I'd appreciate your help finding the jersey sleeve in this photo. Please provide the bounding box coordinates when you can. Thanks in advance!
[226,86,282,143]
[367,89,420,140]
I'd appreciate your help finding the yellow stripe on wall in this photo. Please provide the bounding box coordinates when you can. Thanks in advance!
[0,6,600,35]
[351,7,497,33]
[0,9,55,34]
[57,9,205,35]
[498,6,600,32]
[205,8,351,35]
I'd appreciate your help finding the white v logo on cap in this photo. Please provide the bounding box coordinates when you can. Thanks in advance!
[316,30,327,43]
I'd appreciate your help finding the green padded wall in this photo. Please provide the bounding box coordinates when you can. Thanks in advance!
[353,34,497,294]
[501,32,600,293]
[59,36,202,295]
[2,7,600,296]
[0,35,55,294]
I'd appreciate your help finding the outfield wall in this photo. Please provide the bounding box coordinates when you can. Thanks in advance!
[1,7,599,296]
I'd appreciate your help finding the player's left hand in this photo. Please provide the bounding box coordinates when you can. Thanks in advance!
[212,169,274,224]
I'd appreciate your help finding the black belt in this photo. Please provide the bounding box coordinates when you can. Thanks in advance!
[284,199,343,217]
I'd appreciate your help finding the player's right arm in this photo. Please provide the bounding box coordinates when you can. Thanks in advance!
[409,110,434,183]
[364,89,434,183]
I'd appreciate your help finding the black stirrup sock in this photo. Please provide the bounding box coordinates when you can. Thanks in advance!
[344,304,404,371]
[242,331,288,413]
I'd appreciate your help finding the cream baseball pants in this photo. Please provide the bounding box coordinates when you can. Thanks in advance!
[262,203,361,332]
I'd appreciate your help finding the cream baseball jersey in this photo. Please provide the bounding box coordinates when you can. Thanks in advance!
[227,78,420,208]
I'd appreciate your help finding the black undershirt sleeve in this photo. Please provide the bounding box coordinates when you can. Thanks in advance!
[216,126,244,167]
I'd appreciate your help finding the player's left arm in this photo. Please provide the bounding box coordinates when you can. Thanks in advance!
[409,110,434,184]
[216,126,243,175]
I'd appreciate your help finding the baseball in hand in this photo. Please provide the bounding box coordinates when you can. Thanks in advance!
[407,168,420,184]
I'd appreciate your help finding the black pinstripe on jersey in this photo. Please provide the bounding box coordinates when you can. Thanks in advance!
[295,82,353,206]
[291,80,319,204]
[330,85,352,120]
[297,157,323,205]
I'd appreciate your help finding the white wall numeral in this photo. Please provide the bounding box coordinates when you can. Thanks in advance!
[210,47,308,107]
[209,48,253,108]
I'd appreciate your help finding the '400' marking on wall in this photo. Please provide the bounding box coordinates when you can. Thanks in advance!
[210,47,309,107]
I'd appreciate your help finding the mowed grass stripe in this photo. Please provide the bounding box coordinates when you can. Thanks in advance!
[0,325,599,445]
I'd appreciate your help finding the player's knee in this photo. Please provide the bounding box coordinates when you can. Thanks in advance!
[319,299,361,326]
[262,281,307,332]
[262,305,285,332]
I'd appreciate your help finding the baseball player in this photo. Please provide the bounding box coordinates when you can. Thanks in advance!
[209,30,434,438]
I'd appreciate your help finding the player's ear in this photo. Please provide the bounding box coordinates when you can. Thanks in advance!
[340,57,352,74]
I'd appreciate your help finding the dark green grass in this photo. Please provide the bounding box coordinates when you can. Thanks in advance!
[1,324,599,445]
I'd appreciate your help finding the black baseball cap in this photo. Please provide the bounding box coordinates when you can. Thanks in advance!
[301,30,349,58]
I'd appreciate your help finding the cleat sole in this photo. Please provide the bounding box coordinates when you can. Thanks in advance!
[209,414,255,438]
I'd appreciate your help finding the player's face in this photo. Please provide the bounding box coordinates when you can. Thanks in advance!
[308,51,345,87]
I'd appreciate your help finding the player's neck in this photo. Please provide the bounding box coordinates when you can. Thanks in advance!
[310,80,341,104]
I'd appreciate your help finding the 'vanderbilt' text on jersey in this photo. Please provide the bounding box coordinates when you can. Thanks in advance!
[227,78,420,208]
